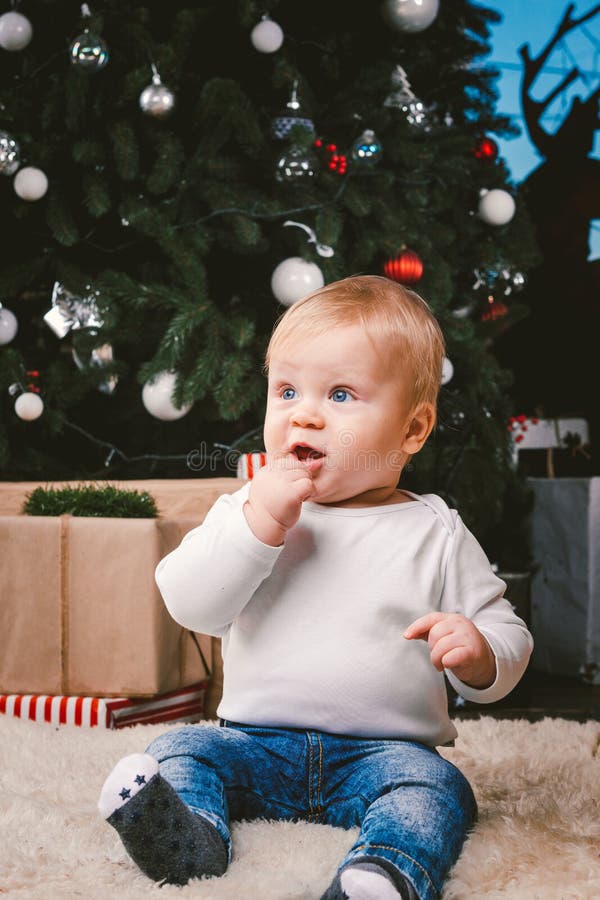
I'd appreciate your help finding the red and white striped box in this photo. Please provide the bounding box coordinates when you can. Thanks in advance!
[236,452,268,480]
[0,681,209,729]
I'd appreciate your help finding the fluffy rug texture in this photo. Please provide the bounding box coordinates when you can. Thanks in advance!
[1,715,599,899]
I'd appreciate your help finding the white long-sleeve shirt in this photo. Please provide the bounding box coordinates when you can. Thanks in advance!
[155,483,533,747]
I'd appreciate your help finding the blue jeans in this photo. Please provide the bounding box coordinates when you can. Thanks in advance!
[146,721,477,900]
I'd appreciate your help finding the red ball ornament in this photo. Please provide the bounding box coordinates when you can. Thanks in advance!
[383,248,423,284]
[473,135,499,162]
[480,294,508,321]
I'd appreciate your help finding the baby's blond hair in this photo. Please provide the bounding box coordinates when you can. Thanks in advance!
[265,274,445,414]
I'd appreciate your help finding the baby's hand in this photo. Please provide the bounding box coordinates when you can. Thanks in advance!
[403,612,496,689]
[243,451,320,546]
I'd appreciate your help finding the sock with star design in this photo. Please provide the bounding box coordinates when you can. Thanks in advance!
[98,752,227,885]
[320,856,417,900]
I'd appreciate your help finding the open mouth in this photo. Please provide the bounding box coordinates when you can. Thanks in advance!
[293,444,325,462]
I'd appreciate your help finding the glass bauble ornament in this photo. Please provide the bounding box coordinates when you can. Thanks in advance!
[271,257,324,306]
[0,10,33,51]
[275,144,319,184]
[478,189,516,226]
[381,0,440,33]
[271,83,314,140]
[351,129,382,164]
[0,305,18,344]
[142,371,192,421]
[250,16,283,53]
[13,166,48,201]
[0,130,20,176]
[15,392,44,421]
[139,68,175,118]
[69,29,109,71]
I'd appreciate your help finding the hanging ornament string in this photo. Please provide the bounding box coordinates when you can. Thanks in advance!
[282,220,334,257]
[58,419,263,471]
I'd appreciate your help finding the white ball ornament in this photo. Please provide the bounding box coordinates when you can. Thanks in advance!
[13,166,48,201]
[478,189,516,226]
[271,257,325,306]
[441,356,454,385]
[0,305,18,344]
[142,371,192,421]
[250,16,284,53]
[15,392,44,421]
[381,0,440,33]
[0,11,33,51]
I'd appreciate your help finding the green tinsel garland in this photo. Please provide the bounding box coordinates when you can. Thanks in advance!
[22,484,158,518]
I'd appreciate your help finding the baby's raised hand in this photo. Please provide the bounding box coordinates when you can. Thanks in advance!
[243,451,320,546]
[403,612,496,689]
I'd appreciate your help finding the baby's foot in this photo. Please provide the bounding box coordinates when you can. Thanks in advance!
[321,857,415,899]
[98,753,227,885]
[98,753,158,818]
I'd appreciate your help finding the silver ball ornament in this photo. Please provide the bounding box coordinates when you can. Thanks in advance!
[139,72,175,118]
[0,130,20,176]
[381,0,440,33]
[0,10,33,51]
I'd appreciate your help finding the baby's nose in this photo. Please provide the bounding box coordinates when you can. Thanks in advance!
[290,405,325,428]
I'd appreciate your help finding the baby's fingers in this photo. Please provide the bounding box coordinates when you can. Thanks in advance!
[290,474,316,503]
[430,633,467,671]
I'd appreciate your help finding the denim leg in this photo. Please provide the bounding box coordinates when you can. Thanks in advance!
[322,737,477,900]
[145,723,308,863]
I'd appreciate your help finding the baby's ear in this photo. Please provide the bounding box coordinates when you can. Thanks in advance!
[401,403,435,454]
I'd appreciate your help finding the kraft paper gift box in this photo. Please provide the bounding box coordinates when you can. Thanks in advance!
[0,478,241,699]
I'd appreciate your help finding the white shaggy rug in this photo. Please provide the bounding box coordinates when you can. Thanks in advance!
[1,715,600,899]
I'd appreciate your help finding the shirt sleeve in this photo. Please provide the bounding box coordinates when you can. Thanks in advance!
[155,483,283,636]
[440,513,534,704]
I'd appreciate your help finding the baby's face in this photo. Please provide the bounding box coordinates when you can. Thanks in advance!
[264,325,414,507]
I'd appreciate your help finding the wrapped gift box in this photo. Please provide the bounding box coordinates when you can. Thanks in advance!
[0,478,240,698]
[529,477,600,684]
[0,681,210,729]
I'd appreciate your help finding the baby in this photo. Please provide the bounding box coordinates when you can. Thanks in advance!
[99,275,533,899]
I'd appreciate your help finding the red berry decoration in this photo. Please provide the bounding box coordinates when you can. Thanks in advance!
[313,137,347,174]
[473,135,499,161]
[26,369,41,394]
[383,248,423,284]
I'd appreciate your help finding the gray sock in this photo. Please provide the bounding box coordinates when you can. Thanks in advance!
[106,772,227,885]
[320,856,416,899]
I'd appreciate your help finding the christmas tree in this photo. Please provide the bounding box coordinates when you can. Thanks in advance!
[0,0,539,565]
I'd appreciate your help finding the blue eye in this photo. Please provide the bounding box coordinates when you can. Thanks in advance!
[331,389,351,403]
[281,388,297,400]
